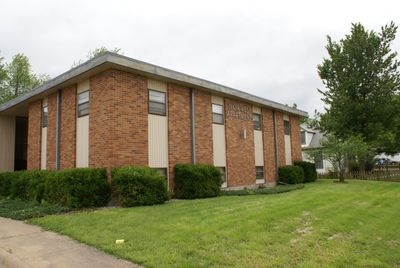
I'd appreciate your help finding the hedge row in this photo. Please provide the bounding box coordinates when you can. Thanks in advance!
[112,166,169,207]
[279,161,318,184]
[0,168,110,208]
[294,161,317,182]
[174,164,222,199]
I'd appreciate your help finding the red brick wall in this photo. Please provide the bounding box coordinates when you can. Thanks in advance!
[168,83,192,188]
[262,108,277,182]
[27,101,41,170]
[276,112,286,167]
[46,93,57,170]
[225,98,255,186]
[60,85,77,169]
[89,69,148,169]
[195,90,213,164]
[290,115,302,162]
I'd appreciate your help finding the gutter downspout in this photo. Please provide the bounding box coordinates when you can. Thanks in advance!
[190,88,196,164]
[55,90,61,170]
[273,110,279,181]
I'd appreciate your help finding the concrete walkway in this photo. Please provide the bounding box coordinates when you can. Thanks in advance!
[0,217,139,268]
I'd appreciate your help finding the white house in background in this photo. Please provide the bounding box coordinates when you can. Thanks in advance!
[300,124,333,174]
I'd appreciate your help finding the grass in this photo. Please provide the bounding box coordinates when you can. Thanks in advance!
[31,180,400,267]
[0,198,71,220]
[221,183,304,196]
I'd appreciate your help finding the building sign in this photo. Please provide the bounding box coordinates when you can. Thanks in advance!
[226,103,252,121]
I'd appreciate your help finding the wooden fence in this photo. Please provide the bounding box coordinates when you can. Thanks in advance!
[318,168,400,182]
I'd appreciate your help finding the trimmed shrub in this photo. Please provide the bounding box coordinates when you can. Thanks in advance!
[0,172,16,197]
[112,166,169,207]
[279,165,304,184]
[294,161,317,183]
[174,164,221,199]
[45,168,110,208]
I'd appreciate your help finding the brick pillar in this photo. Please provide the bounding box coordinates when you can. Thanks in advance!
[27,101,41,170]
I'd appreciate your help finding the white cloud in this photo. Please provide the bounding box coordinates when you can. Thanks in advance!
[1,0,400,116]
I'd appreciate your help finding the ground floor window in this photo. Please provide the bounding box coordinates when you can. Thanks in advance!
[314,153,324,169]
[153,168,168,181]
[256,166,264,181]
[217,167,226,186]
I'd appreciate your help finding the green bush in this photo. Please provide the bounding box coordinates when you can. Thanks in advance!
[45,168,110,208]
[294,161,317,183]
[112,166,169,207]
[279,165,304,184]
[174,164,221,199]
[0,172,16,197]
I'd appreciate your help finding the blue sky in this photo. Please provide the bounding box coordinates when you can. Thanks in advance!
[1,0,400,116]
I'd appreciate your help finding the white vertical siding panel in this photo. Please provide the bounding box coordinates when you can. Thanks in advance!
[41,127,47,170]
[148,79,167,92]
[77,79,90,93]
[0,116,16,171]
[212,124,226,167]
[254,130,264,166]
[284,135,292,165]
[148,114,168,167]
[76,116,89,167]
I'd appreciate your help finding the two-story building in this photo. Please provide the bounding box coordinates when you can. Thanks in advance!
[0,53,308,189]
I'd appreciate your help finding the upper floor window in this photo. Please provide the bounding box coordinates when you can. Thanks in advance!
[77,91,89,117]
[42,106,48,127]
[149,90,166,116]
[284,120,291,135]
[253,113,261,130]
[301,131,306,145]
[212,104,224,124]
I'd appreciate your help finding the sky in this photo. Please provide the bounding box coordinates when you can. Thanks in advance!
[1,0,400,116]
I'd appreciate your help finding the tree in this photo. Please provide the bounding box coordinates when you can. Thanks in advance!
[71,47,123,68]
[305,135,372,182]
[0,53,49,104]
[317,22,400,154]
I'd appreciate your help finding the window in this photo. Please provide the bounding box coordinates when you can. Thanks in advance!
[315,153,324,169]
[42,106,48,128]
[77,91,89,117]
[149,90,166,116]
[218,167,226,184]
[212,104,224,124]
[284,120,290,135]
[155,168,167,178]
[301,131,306,145]
[256,166,264,180]
[253,113,261,130]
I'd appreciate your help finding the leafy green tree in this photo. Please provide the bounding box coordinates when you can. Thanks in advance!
[0,53,49,104]
[72,47,123,68]
[318,22,400,154]
[305,135,372,182]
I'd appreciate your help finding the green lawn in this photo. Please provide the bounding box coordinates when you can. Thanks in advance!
[31,180,400,267]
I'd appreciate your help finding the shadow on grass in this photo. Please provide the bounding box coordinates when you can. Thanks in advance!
[0,198,71,220]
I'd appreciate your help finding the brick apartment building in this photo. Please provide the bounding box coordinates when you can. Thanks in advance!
[0,53,307,189]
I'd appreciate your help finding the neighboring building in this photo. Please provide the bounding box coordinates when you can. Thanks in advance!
[300,124,332,173]
[0,53,307,189]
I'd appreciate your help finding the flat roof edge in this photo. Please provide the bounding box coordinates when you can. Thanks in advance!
[0,52,308,117]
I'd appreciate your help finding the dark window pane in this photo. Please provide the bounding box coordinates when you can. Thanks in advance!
[42,106,48,128]
[284,120,291,135]
[301,131,306,145]
[149,90,165,103]
[253,113,261,130]
[315,153,323,169]
[256,166,264,180]
[77,91,89,117]
[149,101,166,115]
[78,102,89,117]
[212,113,224,124]
[218,167,226,184]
